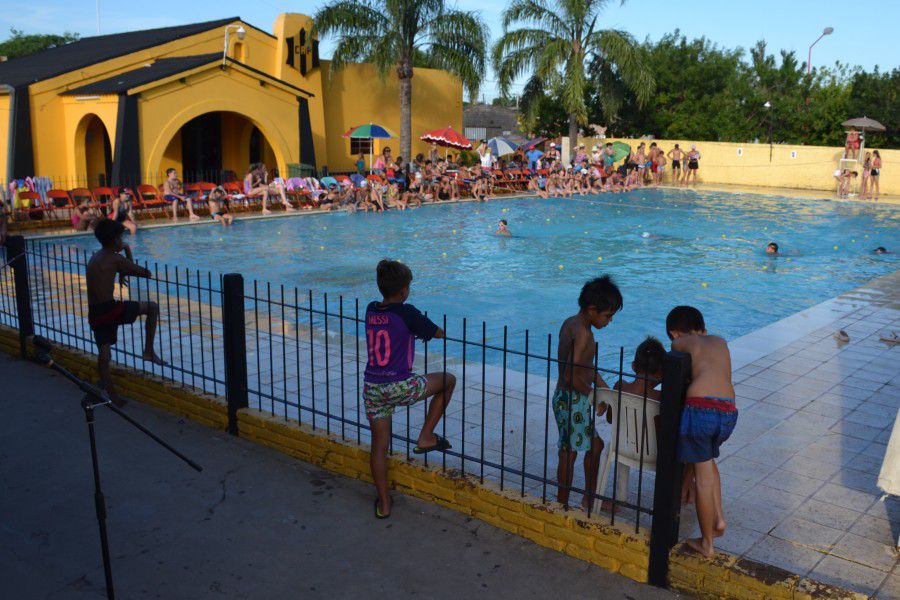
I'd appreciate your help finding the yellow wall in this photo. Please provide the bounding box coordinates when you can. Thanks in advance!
[138,66,300,180]
[322,61,464,172]
[582,137,900,197]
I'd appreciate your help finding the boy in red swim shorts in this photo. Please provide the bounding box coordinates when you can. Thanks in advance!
[666,306,737,559]
[86,218,164,405]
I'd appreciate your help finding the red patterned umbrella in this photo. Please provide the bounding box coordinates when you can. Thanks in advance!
[420,126,472,150]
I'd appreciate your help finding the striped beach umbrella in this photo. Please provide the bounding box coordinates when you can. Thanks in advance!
[421,126,472,150]
[487,137,518,157]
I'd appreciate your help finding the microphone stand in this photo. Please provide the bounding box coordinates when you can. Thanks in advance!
[31,337,202,600]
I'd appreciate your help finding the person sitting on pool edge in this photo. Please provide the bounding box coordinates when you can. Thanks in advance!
[496,219,511,237]
[364,260,456,519]
[207,186,234,226]
[553,275,621,513]
[765,242,779,255]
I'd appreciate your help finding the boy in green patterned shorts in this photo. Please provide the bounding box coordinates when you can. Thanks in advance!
[553,275,623,511]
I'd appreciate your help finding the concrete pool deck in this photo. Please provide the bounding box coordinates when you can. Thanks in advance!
[696,268,900,596]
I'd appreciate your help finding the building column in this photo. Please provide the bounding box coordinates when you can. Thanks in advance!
[5,84,36,179]
[111,93,141,187]
[298,96,316,168]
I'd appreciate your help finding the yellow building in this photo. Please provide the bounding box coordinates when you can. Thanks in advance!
[0,13,463,187]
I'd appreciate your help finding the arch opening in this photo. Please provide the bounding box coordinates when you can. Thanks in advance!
[75,114,112,188]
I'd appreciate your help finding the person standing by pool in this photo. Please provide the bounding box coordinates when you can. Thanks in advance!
[553,275,621,512]
[845,127,861,161]
[356,153,366,175]
[668,144,684,183]
[683,145,701,187]
[363,260,456,518]
[870,150,882,201]
[86,218,165,406]
[666,306,737,559]
[860,152,872,199]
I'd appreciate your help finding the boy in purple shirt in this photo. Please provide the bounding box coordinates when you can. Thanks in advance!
[364,260,457,519]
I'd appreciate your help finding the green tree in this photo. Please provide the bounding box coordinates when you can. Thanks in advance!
[0,28,79,59]
[847,67,900,148]
[314,0,488,164]
[493,0,653,158]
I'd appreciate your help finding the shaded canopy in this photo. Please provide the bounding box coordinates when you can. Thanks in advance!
[842,117,886,132]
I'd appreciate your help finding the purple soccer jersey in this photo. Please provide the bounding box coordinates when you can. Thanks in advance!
[364,301,438,384]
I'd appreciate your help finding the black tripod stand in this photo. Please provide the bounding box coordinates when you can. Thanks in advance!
[30,336,202,600]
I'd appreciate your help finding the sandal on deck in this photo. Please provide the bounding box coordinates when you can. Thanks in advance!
[374,497,391,520]
[413,435,452,454]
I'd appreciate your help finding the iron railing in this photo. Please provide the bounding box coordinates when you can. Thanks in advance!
[1,235,688,587]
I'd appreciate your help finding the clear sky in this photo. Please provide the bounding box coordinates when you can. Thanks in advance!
[1,0,896,100]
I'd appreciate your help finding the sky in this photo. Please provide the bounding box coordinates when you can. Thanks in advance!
[1,0,897,101]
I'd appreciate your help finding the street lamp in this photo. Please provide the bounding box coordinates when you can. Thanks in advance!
[764,101,773,162]
[807,27,834,75]
[223,25,246,67]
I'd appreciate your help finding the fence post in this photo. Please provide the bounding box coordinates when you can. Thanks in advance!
[648,350,691,588]
[222,273,248,436]
[7,235,34,358]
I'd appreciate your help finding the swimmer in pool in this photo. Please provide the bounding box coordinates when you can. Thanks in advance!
[874,247,889,254]
[765,242,779,255]
[496,219,511,237]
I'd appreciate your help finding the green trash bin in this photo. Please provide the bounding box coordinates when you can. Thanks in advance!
[287,163,316,178]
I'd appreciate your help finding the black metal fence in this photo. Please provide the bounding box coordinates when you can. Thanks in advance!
[1,234,688,587]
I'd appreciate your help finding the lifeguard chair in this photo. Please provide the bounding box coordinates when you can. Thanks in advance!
[838,117,885,197]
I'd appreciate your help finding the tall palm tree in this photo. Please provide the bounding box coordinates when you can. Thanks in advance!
[493,0,653,157]
[315,0,489,164]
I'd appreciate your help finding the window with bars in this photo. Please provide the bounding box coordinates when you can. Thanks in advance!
[350,138,373,155]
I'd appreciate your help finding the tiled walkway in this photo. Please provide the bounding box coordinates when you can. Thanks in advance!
[694,269,900,597]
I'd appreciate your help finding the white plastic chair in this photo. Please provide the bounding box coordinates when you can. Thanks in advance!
[595,388,660,503]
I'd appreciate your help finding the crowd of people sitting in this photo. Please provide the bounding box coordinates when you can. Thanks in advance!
[3,139,705,234]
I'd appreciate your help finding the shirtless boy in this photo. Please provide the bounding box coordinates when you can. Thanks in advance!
[86,219,164,406]
[496,219,511,236]
[553,276,622,512]
[162,168,199,221]
[666,306,737,558]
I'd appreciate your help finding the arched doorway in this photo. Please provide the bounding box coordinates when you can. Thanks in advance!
[75,114,112,188]
[160,111,278,182]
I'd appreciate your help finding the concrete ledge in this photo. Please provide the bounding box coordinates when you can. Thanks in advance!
[0,324,872,599]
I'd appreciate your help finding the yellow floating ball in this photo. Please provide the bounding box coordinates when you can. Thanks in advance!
[319,245,325,250]
[721,234,727,239]
[701,282,708,288]
[218,237,223,241]
[786,258,792,262]
[558,265,564,270]
[762,265,768,270]
[452,229,457,234]
[546,218,551,222]
[834,245,839,250]
[442,252,447,258]
[597,257,603,262]
[851,239,856,243]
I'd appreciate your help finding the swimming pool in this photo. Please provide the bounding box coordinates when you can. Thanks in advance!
[56,189,899,365]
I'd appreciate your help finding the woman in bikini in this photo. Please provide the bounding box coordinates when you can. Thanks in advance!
[243,164,270,212]
[870,150,882,201]
[860,152,872,199]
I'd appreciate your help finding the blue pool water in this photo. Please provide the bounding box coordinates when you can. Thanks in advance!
[56,189,899,365]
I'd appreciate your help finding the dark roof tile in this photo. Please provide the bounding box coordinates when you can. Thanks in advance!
[61,53,221,95]
[0,17,239,88]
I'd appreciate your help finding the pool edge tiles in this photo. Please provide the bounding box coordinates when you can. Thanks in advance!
[728,268,900,370]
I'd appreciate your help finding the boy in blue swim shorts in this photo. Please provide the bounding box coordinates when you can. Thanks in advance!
[666,306,738,559]
[553,275,622,511]
[363,260,456,519]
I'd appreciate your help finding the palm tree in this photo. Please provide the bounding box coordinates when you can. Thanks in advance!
[493,0,653,157]
[315,0,489,164]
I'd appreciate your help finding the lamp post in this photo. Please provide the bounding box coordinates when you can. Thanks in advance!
[807,27,834,75]
[764,101,773,162]
[223,25,247,67]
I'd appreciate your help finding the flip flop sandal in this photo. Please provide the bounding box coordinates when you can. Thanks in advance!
[374,497,391,520]
[413,435,452,455]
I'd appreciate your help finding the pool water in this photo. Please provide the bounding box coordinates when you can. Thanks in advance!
[57,189,899,366]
